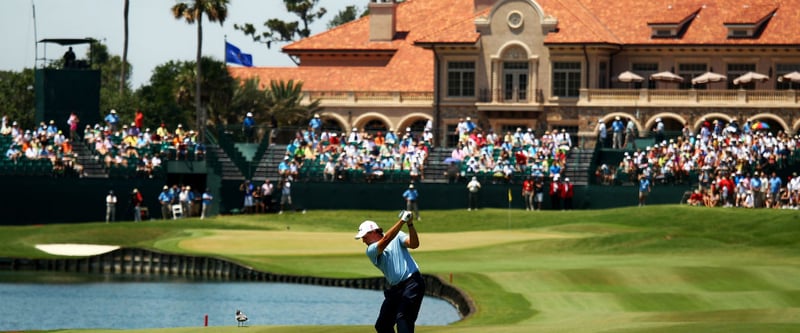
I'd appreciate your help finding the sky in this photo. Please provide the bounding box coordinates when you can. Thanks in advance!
[0,0,368,88]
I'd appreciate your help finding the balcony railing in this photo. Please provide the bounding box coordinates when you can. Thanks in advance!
[302,91,434,106]
[581,88,799,106]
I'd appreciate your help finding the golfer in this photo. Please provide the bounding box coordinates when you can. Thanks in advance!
[355,210,425,333]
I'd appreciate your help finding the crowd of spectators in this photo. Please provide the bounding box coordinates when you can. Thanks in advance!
[276,116,574,184]
[597,117,800,209]
[277,116,435,183]
[1,114,84,177]
[450,117,573,184]
[1,109,207,179]
[83,109,205,178]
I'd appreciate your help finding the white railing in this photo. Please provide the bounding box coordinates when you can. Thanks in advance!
[581,89,798,106]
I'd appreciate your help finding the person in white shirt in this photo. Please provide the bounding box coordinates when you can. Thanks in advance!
[105,190,117,223]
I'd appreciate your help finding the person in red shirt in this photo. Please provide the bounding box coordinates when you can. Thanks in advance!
[561,177,575,210]
[134,109,144,130]
[522,176,534,211]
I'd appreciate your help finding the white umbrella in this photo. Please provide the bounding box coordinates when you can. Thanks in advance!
[733,71,769,85]
[650,71,684,83]
[778,71,800,83]
[616,70,644,83]
[691,72,727,85]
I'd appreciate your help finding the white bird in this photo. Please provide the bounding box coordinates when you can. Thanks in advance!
[235,310,248,327]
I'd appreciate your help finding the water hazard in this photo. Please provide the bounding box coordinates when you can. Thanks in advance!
[0,272,460,331]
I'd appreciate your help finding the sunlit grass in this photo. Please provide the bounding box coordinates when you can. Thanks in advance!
[3,205,800,332]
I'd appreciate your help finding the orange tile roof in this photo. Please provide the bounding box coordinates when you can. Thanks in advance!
[230,0,800,92]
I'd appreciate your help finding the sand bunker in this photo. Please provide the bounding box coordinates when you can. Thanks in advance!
[35,244,120,256]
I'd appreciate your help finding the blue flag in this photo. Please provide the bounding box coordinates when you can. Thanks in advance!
[225,42,253,67]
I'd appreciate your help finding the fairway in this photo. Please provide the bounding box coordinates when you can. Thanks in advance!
[176,229,584,255]
[3,206,800,333]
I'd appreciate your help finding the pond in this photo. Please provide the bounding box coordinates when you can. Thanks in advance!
[0,272,460,331]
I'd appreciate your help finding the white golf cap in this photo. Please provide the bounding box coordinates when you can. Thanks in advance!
[354,220,380,239]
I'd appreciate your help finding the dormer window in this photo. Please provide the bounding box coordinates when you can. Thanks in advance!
[728,28,752,38]
[653,27,677,37]
[724,7,776,39]
[648,7,700,39]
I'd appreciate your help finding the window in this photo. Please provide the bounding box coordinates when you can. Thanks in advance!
[632,63,658,89]
[776,64,800,90]
[552,62,581,97]
[447,62,476,98]
[727,63,756,90]
[598,62,608,89]
[503,62,529,102]
[654,29,675,37]
[678,63,707,90]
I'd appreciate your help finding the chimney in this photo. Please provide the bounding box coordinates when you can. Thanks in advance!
[369,0,397,42]
[474,0,497,12]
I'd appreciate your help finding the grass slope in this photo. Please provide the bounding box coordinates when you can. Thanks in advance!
[3,205,800,333]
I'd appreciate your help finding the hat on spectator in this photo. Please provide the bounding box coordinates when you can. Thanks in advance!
[314,114,319,118]
[110,109,116,114]
[409,183,415,189]
[163,185,169,190]
[565,178,570,182]
[246,112,253,117]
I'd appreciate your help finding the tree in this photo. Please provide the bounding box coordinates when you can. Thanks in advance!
[226,78,269,126]
[0,69,35,129]
[265,80,320,127]
[234,0,326,50]
[89,42,134,122]
[121,0,130,95]
[327,5,362,29]
[171,0,229,142]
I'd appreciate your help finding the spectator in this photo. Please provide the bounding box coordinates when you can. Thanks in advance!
[549,176,561,210]
[158,185,173,219]
[242,112,256,143]
[561,177,574,210]
[180,186,194,217]
[104,109,120,132]
[240,180,255,214]
[279,179,294,214]
[131,188,143,222]
[638,174,651,206]
[201,188,213,219]
[466,176,481,211]
[402,183,420,221]
[105,190,117,223]
[63,47,76,68]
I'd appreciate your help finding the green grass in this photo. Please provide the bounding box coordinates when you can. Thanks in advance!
[3,205,800,333]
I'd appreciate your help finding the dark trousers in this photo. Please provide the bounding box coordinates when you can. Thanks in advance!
[550,195,560,210]
[468,192,479,209]
[376,272,425,333]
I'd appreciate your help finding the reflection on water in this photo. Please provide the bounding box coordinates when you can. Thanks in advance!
[0,272,460,331]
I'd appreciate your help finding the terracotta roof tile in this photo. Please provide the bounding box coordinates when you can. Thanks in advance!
[231,0,800,93]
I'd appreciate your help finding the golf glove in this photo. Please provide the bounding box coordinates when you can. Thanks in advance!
[399,210,413,222]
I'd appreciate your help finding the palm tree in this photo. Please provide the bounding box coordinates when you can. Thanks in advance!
[265,80,320,127]
[172,0,229,142]
[120,0,129,94]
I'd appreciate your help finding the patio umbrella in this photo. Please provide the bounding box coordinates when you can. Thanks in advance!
[617,71,644,83]
[778,71,800,83]
[733,71,769,85]
[650,71,684,83]
[691,71,727,85]
[751,121,770,130]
